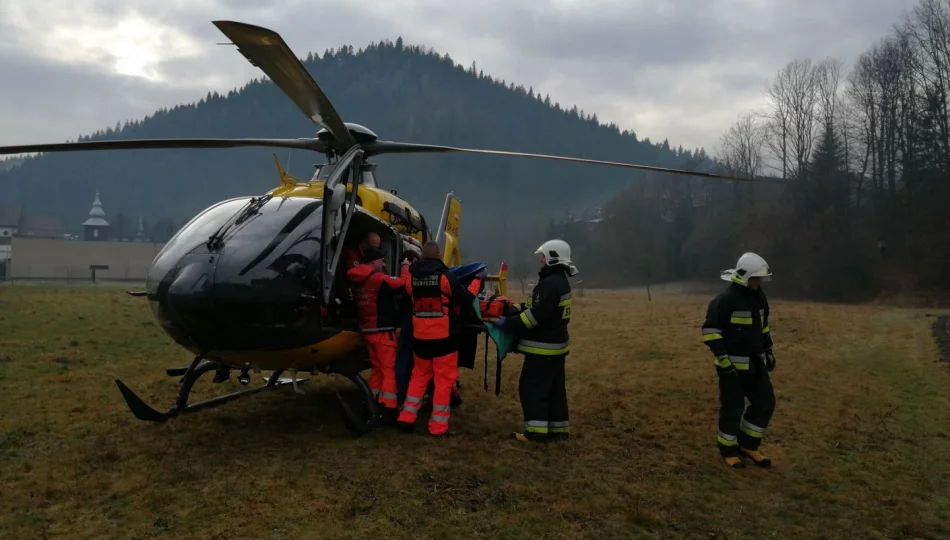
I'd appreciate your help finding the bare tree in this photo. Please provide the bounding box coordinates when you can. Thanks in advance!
[764,59,824,181]
[899,0,950,170]
[716,113,767,178]
[846,52,878,208]
[763,67,792,179]
[817,58,846,134]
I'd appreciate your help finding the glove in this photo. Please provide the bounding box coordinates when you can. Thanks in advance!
[493,316,506,328]
[764,349,776,372]
[715,355,737,375]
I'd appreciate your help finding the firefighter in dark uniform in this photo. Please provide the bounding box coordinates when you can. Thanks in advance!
[494,239,576,443]
[702,252,777,469]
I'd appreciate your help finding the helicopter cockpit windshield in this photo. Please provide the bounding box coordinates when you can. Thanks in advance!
[146,196,253,297]
[146,196,333,351]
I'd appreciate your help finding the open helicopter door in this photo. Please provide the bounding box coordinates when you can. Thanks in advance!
[321,146,364,306]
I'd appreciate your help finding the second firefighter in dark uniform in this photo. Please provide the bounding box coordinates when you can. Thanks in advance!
[495,239,576,442]
[702,252,777,469]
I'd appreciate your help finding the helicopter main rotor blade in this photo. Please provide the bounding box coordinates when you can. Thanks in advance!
[0,137,328,156]
[364,141,755,182]
[212,20,356,152]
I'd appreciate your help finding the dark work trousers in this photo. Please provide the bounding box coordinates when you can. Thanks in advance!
[519,354,569,440]
[717,358,775,456]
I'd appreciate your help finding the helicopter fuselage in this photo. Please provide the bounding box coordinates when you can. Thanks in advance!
[145,179,431,375]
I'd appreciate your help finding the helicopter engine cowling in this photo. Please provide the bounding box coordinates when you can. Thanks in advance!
[145,196,336,354]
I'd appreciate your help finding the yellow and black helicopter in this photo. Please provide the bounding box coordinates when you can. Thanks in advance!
[0,21,752,434]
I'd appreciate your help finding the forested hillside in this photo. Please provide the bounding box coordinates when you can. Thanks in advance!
[562,0,950,301]
[0,157,23,172]
[0,38,711,262]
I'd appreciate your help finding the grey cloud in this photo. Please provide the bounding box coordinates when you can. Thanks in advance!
[0,0,926,153]
[0,49,200,144]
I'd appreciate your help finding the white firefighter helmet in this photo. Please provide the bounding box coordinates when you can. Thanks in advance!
[535,239,579,276]
[720,252,771,286]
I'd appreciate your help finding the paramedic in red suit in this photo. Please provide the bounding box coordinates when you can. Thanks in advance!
[344,231,381,270]
[345,245,410,425]
[397,240,485,436]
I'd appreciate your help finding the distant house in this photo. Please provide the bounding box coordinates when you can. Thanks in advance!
[0,205,19,277]
[0,204,20,238]
[0,204,65,239]
[18,213,66,239]
[0,204,65,279]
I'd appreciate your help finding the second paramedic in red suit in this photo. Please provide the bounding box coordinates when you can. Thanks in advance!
[345,245,410,425]
[397,241,484,436]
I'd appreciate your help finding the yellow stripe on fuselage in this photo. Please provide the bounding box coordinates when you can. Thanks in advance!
[193,329,369,372]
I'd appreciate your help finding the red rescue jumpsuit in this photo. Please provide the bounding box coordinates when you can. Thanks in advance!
[344,244,367,270]
[346,261,411,410]
[397,258,481,435]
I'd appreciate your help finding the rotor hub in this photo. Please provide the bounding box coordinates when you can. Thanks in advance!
[316,123,378,145]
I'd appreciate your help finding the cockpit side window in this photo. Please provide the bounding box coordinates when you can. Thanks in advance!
[214,198,324,288]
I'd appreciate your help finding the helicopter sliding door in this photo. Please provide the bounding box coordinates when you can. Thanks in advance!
[321,146,365,306]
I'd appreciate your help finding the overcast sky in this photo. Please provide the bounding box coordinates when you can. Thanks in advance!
[0,0,921,157]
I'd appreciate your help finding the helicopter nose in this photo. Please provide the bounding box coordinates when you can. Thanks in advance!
[165,252,217,337]
[154,246,329,353]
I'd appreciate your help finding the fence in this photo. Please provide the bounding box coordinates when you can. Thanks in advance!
[4,264,151,281]
[7,236,164,281]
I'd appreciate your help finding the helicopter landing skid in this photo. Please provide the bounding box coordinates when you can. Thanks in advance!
[114,356,307,424]
[114,355,379,435]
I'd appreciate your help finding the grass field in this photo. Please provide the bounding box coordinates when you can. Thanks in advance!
[2,281,950,539]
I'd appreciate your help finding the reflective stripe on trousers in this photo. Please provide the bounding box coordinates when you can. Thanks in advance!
[717,431,738,447]
[396,352,458,435]
[740,415,767,439]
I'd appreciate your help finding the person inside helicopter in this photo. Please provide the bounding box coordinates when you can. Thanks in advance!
[333,220,400,330]
[344,231,381,270]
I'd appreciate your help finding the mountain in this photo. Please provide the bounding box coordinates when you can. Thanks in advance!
[0,39,714,262]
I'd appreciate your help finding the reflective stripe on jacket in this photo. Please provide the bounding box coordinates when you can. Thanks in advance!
[702,282,772,370]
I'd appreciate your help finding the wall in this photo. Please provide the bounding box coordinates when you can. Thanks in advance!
[10,237,166,280]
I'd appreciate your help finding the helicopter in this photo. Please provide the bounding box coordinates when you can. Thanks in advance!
[0,20,754,435]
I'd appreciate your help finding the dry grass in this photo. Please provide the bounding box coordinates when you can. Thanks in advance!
[1,281,950,539]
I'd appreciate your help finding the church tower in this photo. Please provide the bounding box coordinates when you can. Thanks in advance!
[82,191,110,241]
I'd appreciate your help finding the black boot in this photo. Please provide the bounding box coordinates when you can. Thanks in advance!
[450,382,463,408]
[378,407,399,427]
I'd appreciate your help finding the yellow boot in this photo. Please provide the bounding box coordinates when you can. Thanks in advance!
[740,447,772,467]
[723,456,745,469]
